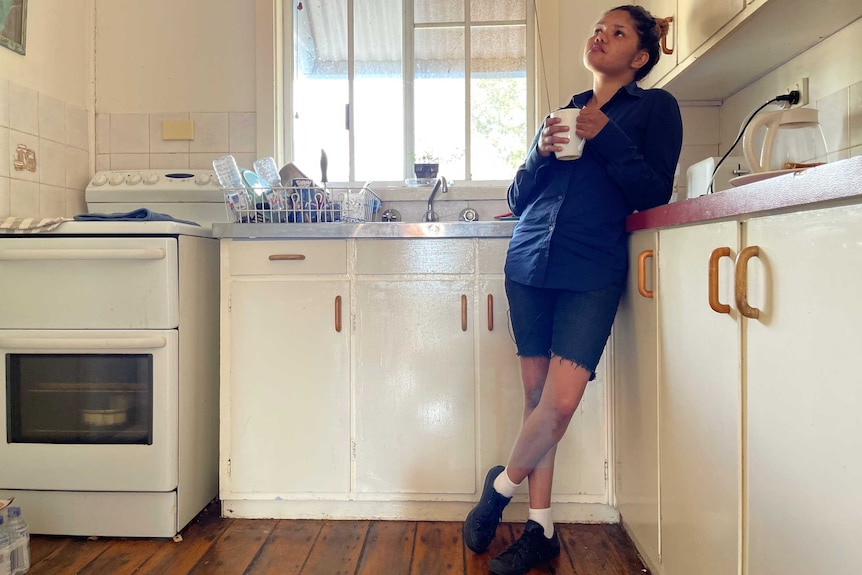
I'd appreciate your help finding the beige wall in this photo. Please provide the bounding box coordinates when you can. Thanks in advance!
[0,0,92,219]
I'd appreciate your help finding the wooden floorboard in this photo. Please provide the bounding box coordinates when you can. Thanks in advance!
[25,501,650,575]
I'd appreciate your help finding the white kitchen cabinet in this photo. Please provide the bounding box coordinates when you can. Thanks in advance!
[676,0,745,64]
[221,240,351,496]
[612,230,660,571]
[637,0,677,85]
[658,221,741,575]
[745,206,862,575]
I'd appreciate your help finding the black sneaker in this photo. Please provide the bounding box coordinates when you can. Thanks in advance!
[487,520,561,575]
[462,465,512,553]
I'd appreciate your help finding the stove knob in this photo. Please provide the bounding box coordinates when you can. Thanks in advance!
[194,173,212,186]
[126,173,143,185]
[143,173,160,185]
[109,173,125,186]
[91,173,108,186]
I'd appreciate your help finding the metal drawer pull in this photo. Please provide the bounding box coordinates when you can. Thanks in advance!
[0,337,167,350]
[335,295,342,333]
[0,248,165,261]
[268,254,306,261]
[735,245,761,319]
[637,249,654,299]
[487,294,494,331]
[708,247,732,314]
[461,294,468,332]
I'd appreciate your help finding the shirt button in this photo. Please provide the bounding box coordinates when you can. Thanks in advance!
[558,196,563,201]
[549,225,554,232]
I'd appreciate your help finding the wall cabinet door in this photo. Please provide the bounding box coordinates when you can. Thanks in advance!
[613,231,660,570]
[658,221,741,575]
[677,0,745,63]
[745,206,862,575]
[226,277,350,495]
[638,0,678,85]
[353,278,476,495]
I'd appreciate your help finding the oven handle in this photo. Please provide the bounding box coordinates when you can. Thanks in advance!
[0,248,166,261]
[0,337,167,350]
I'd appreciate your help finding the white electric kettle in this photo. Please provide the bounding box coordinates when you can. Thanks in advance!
[742,107,828,173]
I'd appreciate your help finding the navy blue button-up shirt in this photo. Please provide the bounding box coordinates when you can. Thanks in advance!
[505,82,683,292]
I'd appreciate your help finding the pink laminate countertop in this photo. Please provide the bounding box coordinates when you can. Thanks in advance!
[626,156,862,232]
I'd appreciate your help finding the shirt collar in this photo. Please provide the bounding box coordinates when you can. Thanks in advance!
[569,81,643,109]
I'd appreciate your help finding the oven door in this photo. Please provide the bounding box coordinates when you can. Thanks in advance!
[0,330,178,492]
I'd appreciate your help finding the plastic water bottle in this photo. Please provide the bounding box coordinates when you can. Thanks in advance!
[253,156,283,187]
[212,155,245,189]
[0,516,12,575]
[5,508,28,575]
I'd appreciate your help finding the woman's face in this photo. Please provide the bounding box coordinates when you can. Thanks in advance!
[583,9,647,79]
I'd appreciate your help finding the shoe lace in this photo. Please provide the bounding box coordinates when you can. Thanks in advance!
[506,527,545,563]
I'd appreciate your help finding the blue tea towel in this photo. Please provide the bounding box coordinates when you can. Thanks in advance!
[75,208,200,226]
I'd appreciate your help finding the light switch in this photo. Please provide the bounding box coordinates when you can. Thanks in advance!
[162,120,195,141]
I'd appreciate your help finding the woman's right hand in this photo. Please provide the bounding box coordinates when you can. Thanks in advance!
[537,116,570,157]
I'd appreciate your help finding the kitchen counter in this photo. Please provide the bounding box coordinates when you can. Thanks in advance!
[627,156,862,232]
[212,220,517,239]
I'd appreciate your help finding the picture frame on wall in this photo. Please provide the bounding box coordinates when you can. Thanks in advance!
[0,0,27,55]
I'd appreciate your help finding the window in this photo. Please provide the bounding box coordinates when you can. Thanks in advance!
[289,0,532,182]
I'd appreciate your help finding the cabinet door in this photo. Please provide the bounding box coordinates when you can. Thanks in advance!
[677,0,745,63]
[613,231,660,568]
[354,279,476,494]
[226,278,350,495]
[638,0,677,85]
[745,206,862,575]
[659,221,740,575]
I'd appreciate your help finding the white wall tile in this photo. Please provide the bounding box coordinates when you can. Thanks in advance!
[189,113,229,153]
[39,184,67,218]
[110,153,149,170]
[66,147,90,190]
[850,145,862,157]
[9,131,38,183]
[849,81,862,149]
[39,139,66,187]
[150,113,190,154]
[0,78,8,128]
[66,188,87,217]
[110,113,149,154]
[232,153,255,170]
[96,113,111,154]
[96,154,111,172]
[10,179,39,215]
[189,152,222,170]
[0,176,9,217]
[38,94,66,144]
[817,89,849,156]
[8,83,38,136]
[150,153,189,169]
[66,105,89,151]
[0,127,8,178]
[680,106,721,146]
[229,112,256,153]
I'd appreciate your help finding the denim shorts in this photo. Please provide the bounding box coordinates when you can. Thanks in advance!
[504,277,624,380]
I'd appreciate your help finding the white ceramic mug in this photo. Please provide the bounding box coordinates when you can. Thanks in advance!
[549,108,585,160]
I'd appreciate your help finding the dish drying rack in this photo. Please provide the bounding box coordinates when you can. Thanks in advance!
[223,184,380,224]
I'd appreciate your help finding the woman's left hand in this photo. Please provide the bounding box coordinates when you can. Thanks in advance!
[575,106,609,140]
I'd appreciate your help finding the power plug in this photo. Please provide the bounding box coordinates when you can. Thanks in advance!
[783,77,809,108]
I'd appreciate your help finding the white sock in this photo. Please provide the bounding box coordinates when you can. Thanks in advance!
[492,467,521,498]
[529,507,554,538]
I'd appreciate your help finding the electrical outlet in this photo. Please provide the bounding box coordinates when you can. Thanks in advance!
[784,77,809,108]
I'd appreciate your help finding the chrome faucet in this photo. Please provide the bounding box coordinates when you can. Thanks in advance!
[422,176,448,222]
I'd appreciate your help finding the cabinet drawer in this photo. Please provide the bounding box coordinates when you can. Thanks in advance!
[356,239,474,275]
[477,239,509,274]
[227,240,348,276]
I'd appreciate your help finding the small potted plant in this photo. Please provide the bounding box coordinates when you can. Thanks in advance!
[413,151,440,180]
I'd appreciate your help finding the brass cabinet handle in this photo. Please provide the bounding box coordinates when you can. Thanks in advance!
[461,294,468,332]
[334,295,342,332]
[659,16,674,55]
[487,294,494,331]
[268,254,306,261]
[637,250,655,299]
[708,247,732,314]
[735,246,761,319]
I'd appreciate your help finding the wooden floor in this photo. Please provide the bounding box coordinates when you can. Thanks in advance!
[26,501,650,574]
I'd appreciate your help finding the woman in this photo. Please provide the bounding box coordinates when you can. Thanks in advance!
[462,6,682,575]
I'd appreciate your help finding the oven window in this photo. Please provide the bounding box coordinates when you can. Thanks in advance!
[6,354,153,444]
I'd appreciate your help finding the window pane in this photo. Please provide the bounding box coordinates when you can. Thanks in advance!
[354,0,403,181]
[415,27,466,180]
[293,0,350,181]
[415,0,464,24]
[470,25,527,180]
[471,0,526,22]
